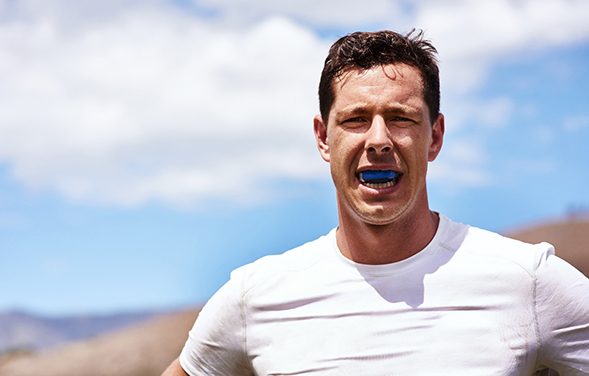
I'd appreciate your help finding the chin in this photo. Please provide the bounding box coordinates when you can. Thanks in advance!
[360,216,399,226]
[354,205,403,226]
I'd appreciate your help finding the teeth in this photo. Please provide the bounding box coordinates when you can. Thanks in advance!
[362,180,398,189]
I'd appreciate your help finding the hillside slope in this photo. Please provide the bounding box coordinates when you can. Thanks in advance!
[0,310,155,353]
[0,309,198,376]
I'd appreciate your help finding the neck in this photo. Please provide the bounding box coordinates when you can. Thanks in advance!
[336,208,439,265]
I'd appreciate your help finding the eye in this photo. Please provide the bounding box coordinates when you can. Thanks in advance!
[343,116,367,123]
[338,116,369,128]
[388,116,415,127]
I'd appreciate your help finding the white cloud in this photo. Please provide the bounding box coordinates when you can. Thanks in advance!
[443,97,514,133]
[190,0,409,30]
[190,0,589,93]
[532,126,555,145]
[0,6,328,206]
[0,0,588,207]
[429,137,490,188]
[417,0,589,94]
[563,115,589,133]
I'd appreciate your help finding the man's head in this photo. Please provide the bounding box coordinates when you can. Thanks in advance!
[313,30,445,229]
[318,30,439,125]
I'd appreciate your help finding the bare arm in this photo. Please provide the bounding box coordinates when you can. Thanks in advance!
[161,358,189,376]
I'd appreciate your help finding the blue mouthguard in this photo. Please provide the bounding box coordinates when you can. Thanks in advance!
[359,170,400,184]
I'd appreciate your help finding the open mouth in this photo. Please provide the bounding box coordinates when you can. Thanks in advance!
[359,170,402,188]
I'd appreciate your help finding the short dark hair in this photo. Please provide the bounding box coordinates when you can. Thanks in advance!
[318,30,440,124]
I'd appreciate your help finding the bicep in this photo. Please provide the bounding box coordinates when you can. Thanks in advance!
[535,254,589,374]
[161,358,188,376]
[179,269,253,375]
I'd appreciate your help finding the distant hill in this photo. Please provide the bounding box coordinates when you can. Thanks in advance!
[0,309,198,376]
[506,216,589,277]
[0,310,155,354]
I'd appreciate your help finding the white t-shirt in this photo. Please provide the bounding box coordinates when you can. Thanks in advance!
[180,215,589,375]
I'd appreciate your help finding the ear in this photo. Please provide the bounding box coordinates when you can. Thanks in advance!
[313,114,330,163]
[428,113,444,162]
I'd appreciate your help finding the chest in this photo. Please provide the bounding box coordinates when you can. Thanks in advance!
[245,271,538,375]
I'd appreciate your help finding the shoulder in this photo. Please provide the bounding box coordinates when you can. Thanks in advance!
[443,216,555,277]
[231,229,335,294]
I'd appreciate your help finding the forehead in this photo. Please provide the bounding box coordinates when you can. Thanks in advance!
[331,64,425,110]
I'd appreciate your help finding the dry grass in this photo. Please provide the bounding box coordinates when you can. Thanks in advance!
[0,309,198,376]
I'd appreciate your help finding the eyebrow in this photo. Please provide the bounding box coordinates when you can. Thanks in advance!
[337,104,419,117]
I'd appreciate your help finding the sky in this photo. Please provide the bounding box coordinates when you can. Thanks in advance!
[0,0,588,316]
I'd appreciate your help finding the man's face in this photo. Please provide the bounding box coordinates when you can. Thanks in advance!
[314,63,444,226]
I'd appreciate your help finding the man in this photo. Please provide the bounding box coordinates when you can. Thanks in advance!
[163,30,589,375]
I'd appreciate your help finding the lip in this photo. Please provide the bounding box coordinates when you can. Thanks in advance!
[358,177,403,196]
[357,165,401,173]
[355,167,404,195]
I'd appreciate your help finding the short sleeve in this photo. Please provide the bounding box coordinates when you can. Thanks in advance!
[535,249,589,375]
[179,267,253,375]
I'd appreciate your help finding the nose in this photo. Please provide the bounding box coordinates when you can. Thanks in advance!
[365,116,393,154]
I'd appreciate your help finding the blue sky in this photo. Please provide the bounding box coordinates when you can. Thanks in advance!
[0,0,588,315]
